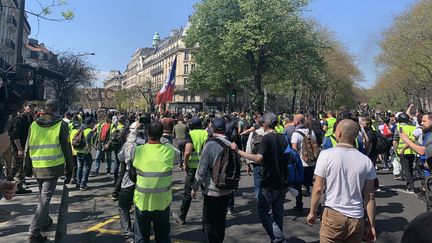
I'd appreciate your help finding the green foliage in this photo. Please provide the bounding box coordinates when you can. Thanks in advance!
[370,0,432,111]
[186,0,362,112]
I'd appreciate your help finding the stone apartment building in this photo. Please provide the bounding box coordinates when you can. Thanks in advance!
[103,70,122,90]
[0,0,31,71]
[112,23,205,113]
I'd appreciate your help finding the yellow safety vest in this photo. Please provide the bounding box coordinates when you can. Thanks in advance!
[70,128,79,156]
[325,117,336,137]
[133,143,174,212]
[188,129,208,169]
[28,121,65,168]
[71,128,93,154]
[397,124,416,155]
[275,125,284,134]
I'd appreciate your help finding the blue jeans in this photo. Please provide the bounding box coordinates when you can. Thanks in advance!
[113,148,121,182]
[257,187,287,241]
[77,153,92,188]
[252,164,263,199]
[134,207,171,243]
[93,149,112,173]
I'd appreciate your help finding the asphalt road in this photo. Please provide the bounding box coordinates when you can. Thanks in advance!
[0,160,425,243]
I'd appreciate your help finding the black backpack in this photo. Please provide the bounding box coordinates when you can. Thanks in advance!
[72,129,86,150]
[210,138,241,190]
[251,131,263,154]
[376,134,388,154]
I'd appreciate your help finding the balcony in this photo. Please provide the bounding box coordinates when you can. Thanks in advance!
[5,39,16,51]
[150,65,163,76]
[7,15,17,29]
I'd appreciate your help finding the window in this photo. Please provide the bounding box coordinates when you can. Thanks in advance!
[191,92,195,101]
[184,64,189,75]
[184,78,188,86]
[184,51,189,61]
[191,64,196,71]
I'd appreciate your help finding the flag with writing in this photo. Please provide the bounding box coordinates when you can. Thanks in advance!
[155,56,177,105]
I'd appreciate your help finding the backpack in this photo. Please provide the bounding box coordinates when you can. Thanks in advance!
[72,129,86,150]
[284,143,304,185]
[295,130,320,165]
[376,134,388,154]
[210,138,241,190]
[251,131,263,154]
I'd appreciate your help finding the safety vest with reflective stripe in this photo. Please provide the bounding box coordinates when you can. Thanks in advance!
[325,117,336,137]
[397,124,416,155]
[29,121,65,168]
[189,129,208,169]
[133,143,174,212]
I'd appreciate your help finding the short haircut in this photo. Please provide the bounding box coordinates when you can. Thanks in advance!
[147,121,163,141]
[423,112,432,121]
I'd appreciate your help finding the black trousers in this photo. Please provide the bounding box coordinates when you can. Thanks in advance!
[179,168,196,220]
[294,165,315,208]
[134,207,171,243]
[400,154,415,189]
[202,194,230,243]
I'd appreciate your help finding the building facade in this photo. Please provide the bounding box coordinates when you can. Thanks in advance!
[119,23,203,113]
[103,70,123,90]
[25,38,57,67]
[0,0,31,71]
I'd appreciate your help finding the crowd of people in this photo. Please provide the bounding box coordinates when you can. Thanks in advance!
[1,98,432,243]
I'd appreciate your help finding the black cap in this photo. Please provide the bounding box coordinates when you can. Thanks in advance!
[190,116,202,129]
[212,118,226,133]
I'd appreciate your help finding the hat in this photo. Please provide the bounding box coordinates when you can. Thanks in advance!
[45,99,60,109]
[118,115,126,122]
[261,112,277,125]
[212,118,226,133]
[190,116,202,129]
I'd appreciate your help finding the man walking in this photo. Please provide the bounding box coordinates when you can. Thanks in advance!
[192,118,237,243]
[75,117,94,191]
[291,114,317,212]
[173,117,208,224]
[307,119,377,243]
[393,113,417,193]
[232,112,289,243]
[133,121,175,243]
[24,99,72,242]
[173,116,188,170]
[93,114,114,176]
[9,101,35,194]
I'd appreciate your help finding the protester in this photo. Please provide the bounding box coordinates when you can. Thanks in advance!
[173,116,189,170]
[24,99,72,243]
[232,112,289,243]
[192,117,237,243]
[75,117,94,191]
[132,121,175,242]
[307,119,377,243]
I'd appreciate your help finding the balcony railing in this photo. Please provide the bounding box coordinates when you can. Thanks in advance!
[7,15,17,28]
[5,39,16,50]
[150,66,163,76]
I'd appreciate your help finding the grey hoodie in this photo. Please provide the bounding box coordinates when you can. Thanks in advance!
[192,135,234,197]
[24,114,72,179]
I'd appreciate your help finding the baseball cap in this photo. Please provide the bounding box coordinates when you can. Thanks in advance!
[212,118,226,133]
[190,116,202,129]
[261,112,277,125]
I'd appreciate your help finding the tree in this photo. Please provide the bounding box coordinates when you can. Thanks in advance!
[186,0,318,112]
[371,0,432,111]
[45,52,95,111]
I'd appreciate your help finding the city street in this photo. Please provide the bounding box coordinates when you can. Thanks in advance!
[0,162,424,243]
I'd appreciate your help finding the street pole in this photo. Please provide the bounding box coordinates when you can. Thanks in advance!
[15,0,25,72]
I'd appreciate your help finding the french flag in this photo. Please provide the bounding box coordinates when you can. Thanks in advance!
[156,56,177,105]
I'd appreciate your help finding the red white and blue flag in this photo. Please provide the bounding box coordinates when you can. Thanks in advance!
[155,56,177,105]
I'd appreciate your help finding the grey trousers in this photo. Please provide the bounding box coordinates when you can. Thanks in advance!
[29,178,58,236]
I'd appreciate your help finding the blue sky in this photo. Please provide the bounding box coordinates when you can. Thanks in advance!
[25,0,414,88]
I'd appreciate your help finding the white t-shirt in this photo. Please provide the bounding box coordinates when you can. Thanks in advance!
[314,146,377,219]
[291,128,317,167]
